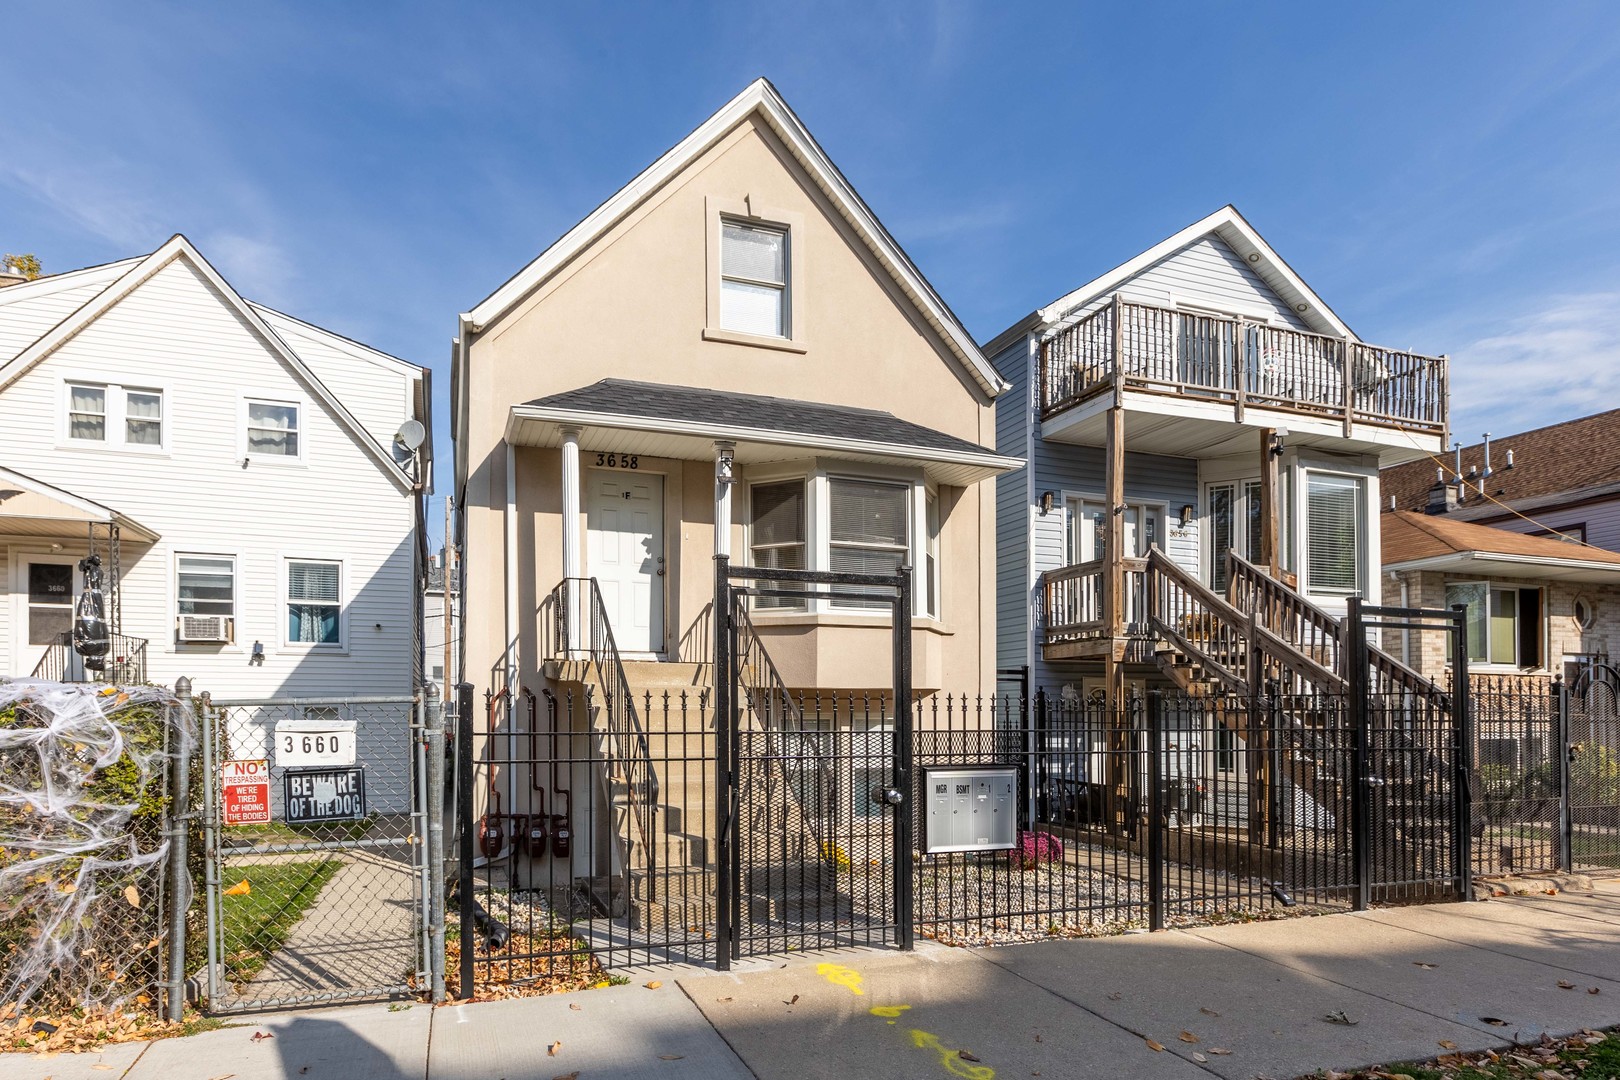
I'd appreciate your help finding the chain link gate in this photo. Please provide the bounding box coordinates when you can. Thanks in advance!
[199,695,426,1012]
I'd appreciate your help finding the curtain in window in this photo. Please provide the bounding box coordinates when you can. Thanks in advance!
[69,385,106,441]
[1306,474,1360,594]
[288,561,340,644]
[126,390,162,445]
[248,402,299,456]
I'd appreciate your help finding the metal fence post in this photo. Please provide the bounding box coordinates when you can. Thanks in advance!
[713,556,733,971]
[455,681,475,998]
[197,691,221,1011]
[1557,675,1573,873]
[424,686,447,1003]
[165,677,194,1021]
[1346,597,1371,912]
[1451,604,1473,901]
[893,566,915,952]
[1147,691,1165,932]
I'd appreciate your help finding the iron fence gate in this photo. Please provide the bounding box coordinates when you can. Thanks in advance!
[200,695,425,1012]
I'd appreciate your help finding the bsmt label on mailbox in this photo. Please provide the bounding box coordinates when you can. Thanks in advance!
[283,767,367,824]
[920,765,1018,854]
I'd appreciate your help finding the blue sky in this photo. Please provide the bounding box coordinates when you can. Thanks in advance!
[6,3,1620,546]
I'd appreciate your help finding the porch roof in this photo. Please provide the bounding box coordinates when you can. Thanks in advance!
[506,379,1022,486]
[0,466,160,543]
[1382,510,1620,583]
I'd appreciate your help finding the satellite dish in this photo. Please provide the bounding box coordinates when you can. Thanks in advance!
[394,419,426,451]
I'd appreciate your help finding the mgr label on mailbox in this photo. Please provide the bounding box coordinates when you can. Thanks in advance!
[920,764,1018,854]
[284,767,367,824]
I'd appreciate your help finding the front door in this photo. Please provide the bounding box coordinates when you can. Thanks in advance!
[15,555,79,676]
[586,471,664,655]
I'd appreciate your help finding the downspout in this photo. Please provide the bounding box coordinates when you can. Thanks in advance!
[504,441,519,861]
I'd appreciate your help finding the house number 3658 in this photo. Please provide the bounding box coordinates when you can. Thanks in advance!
[595,453,638,469]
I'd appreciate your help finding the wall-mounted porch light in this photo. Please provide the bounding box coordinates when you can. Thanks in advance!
[1179,504,1195,528]
[1269,427,1288,458]
[715,443,736,487]
[1040,490,1055,515]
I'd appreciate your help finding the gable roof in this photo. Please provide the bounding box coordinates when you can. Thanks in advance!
[1383,510,1620,583]
[1382,408,1620,521]
[0,236,419,492]
[984,205,1354,356]
[461,78,1006,399]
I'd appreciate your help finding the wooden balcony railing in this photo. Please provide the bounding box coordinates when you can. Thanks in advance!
[1041,556,1148,649]
[1040,296,1447,437]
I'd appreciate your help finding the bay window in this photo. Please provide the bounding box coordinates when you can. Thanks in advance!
[749,480,807,610]
[829,478,910,610]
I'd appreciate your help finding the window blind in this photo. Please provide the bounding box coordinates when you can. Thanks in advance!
[288,561,340,603]
[829,479,907,547]
[1306,474,1360,593]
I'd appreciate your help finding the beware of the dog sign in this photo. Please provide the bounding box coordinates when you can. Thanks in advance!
[283,767,367,824]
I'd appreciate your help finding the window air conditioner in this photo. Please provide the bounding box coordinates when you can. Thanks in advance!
[178,615,232,643]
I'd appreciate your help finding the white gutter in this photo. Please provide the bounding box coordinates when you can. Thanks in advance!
[505,405,1023,474]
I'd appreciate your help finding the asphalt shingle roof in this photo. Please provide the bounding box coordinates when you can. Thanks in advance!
[524,379,997,457]
[1382,511,1620,568]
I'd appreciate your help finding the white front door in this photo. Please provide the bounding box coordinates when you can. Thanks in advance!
[14,554,80,677]
[586,471,664,655]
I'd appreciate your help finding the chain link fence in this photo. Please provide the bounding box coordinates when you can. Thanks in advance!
[200,696,424,1012]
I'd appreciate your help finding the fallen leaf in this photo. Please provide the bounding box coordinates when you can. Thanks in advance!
[1439,1039,1457,1049]
[959,1050,981,1062]
[552,1074,579,1080]
[1106,992,1123,1001]
[644,980,662,990]
[1209,1048,1232,1056]
[124,885,140,909]
[1321,1011,1359,1026]
[568,1003,581,1011]
[1559,980,1576,990]
[548,1041,562,1056]
[717,996,733,1003]
[1591,987,1602,995]
[1144,1038,1164,1052]
[1179,1031,1199,1043]
[1412,961,1437,969]
[1481,1017,1509,1026]
[1192,1051,1208,1062]
[659,1054,684,1060]
[1198,1007,1220,1017]
[785,994,799,1006]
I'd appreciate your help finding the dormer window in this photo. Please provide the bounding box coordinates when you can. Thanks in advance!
[720,221,788,337]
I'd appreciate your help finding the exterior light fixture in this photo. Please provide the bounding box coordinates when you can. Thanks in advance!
[715,444,736,487]
[1040,490,1055,515]
[1179,504,1195,528]
[1270,427,1288,458]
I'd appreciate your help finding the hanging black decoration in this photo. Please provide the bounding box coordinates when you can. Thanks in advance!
[74,554,110,670]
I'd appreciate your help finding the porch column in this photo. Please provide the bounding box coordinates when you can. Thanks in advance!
[561,428,582,652]
[1259,427,1281,579]
[714,441,735,558]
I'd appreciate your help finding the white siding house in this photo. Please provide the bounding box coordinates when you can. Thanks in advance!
[0,236,428,698]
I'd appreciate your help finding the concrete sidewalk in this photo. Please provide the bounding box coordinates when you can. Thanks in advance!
[7,881,1620,1080]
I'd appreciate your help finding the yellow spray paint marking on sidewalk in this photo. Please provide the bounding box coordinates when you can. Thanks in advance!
[909,1029,995,1080]
[816,962,865,996]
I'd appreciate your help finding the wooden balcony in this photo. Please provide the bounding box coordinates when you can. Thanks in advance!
[1039,297,1447,459]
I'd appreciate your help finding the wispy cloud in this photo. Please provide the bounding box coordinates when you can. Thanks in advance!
[1448,292,1620,436]
[0,157,165,251]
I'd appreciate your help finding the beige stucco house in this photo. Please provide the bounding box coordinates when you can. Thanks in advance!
[451,79,1014,708]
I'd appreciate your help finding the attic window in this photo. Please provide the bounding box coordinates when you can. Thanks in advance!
[720,221,788,337]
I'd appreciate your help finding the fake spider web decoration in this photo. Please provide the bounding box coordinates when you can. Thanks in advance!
[0,680,191,1011]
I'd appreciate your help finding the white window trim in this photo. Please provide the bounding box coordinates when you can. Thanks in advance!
[747,477,810,612]
[743,461,937,621]
[283,556,346,651]
[59,378,168,453]
[703,195,808,354]
[1300,469,1368,598]
[240,394,306,465]
[173,551,238,650]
